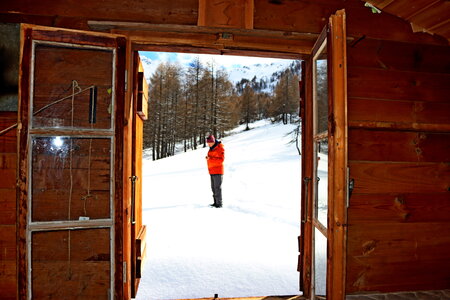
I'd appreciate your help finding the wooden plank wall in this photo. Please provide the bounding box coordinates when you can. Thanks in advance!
[0,112,17,300]
[346,37,450,293]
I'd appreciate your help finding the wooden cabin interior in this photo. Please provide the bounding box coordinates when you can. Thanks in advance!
[0,1,449,299]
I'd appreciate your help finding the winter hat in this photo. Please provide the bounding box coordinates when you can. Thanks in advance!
[206,135,215,143]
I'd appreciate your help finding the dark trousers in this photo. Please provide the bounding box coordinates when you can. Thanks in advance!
[210,174,223,207]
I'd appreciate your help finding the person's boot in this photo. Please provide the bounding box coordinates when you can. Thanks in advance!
[210,197,217,207]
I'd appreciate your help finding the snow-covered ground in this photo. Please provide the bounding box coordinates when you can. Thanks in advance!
[135,120,326,300]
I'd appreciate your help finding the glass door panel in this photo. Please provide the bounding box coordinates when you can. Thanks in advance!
[315,139,328,227]
[312,35,328,299]
[31,137,112,222]
[314,228,327,296]
[315,53,328,135]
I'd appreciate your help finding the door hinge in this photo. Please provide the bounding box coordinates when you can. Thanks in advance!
[125,70,128,91]
[123,261,127,283]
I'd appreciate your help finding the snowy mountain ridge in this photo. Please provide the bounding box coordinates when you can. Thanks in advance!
[139,54,300,93]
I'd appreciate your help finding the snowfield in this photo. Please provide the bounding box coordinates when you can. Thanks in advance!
[135,120,326,300]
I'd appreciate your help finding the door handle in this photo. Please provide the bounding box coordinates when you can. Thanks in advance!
[130,175,138,224]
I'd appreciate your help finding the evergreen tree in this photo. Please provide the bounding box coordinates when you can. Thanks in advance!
[240,83,257,131]
[270,69,300,124]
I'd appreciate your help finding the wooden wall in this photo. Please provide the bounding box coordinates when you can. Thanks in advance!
[346,37,450,293]
[0,112,17,300]
[0,23,19,111]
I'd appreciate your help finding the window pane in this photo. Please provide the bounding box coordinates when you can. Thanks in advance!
[32,44,114,130]
[314,51,328,134]
[314,228,327,296]
[315,139,328,227]
[32,137,112,222]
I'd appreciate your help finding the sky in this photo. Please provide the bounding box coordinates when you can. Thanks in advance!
[134,120,327,299]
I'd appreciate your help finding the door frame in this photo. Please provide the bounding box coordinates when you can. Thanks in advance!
[17,24,127,300]
[121,11,347,299]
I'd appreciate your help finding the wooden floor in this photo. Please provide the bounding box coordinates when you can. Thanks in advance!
[176,289,450,300]
[346,289,450,300]
[210,290,450,300]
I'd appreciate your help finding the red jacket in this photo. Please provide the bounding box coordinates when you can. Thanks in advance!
[207,142,225,175]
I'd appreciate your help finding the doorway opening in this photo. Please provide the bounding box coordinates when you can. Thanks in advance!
[16,11,347,299]
[132,51,318,300]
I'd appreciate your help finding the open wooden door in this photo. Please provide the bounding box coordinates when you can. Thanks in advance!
[130,53,148,298]
[18,24,126,299]
[300,10,347,300]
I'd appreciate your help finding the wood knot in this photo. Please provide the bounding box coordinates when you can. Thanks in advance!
[394,196,405,205]
[362,240,377,256]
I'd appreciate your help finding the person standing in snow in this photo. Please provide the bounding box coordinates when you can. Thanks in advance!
[205,134,224,208]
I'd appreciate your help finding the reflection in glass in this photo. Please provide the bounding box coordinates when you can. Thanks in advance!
[314,228,327,296]
[314,54,328,134]
[315,139,328,227]
[31,137,112,222]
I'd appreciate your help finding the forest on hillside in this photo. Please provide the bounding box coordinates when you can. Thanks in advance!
[143,57,301,160]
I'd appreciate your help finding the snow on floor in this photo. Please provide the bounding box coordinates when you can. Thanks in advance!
[135,120,326,300]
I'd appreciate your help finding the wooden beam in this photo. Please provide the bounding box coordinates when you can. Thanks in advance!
[327,9,348,300]
[1,0,199,27]
[91,22,318,40]
[96,21,318,58]
[197,0,207,27]
[114,28,314,59]
[197,0,254,29]
[244,0,254,30]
